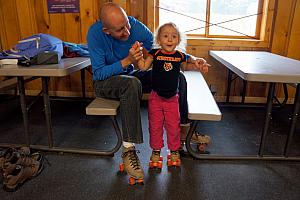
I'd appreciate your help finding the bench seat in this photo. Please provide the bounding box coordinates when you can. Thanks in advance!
[184,71,222,121]
[85,97,122,156]
[86,97,119,116]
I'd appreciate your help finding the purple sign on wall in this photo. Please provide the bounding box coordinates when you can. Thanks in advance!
[47,0,80,13]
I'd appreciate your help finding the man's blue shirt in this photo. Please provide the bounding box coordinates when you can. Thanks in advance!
[87,16,153,80]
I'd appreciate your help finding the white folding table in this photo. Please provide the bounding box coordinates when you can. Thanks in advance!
[209,51,300,160]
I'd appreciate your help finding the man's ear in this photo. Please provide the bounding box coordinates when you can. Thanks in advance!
[157,40,161,46]
[102,27,110,35]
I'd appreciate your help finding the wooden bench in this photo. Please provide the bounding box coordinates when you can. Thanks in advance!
[85,71,222,158]
[86,97,122,156]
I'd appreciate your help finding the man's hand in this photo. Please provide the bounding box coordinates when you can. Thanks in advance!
[129,41,143,62]
[121,41,143,68]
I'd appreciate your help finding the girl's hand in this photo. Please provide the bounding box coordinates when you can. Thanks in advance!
[194,58,210,73]
[132,41,143,50]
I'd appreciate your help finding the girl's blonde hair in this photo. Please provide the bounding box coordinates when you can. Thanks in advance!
[153,22,187,53]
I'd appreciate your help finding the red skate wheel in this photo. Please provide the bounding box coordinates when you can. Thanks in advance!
[119,163,125,172]
[198,144,205,152]
[158,161,162,168]
[129,177,136,185]
[167,159,171,166]
[149,161,154,168]
[177,160,181,166]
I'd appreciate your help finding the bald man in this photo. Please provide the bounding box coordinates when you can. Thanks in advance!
[87,3,152,181]
[87,3,193,181]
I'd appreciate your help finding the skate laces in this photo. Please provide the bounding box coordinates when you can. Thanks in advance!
[123,150,141,170]
[151,150,161,162]
[170,150,180,162]
[152,150,160,157]
[171,151,179,156]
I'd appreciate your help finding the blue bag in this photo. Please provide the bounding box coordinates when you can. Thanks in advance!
[0,34,63,62]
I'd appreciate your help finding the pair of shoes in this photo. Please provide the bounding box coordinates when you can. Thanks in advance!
[1,147,44,192]
[0,147,30,172]
[149,150,162,169]
[167,150,181,167]
[3,162,43,192]
[120,146,144,185]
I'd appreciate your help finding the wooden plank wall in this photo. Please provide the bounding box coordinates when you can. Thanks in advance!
[270,0,299,100]
[0,0,299,103]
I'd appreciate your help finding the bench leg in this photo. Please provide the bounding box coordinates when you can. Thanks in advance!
[109,115,123,155]
[185,121,198,158]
